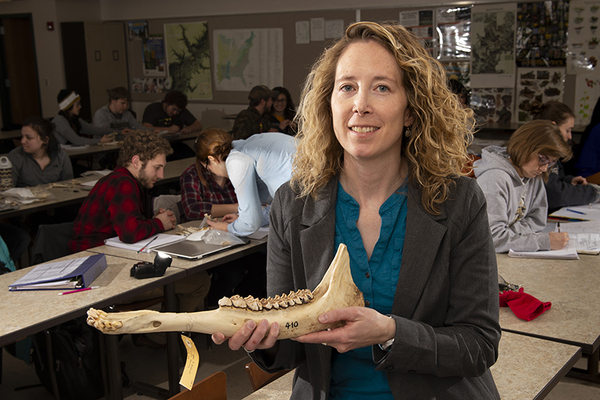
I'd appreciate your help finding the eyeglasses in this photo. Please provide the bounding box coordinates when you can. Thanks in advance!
[538,154,557,168]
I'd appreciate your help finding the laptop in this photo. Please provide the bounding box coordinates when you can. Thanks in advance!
[152,238,250,260]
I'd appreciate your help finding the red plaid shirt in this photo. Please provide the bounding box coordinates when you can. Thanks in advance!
[68,167,164,252]
[180,163,237,221]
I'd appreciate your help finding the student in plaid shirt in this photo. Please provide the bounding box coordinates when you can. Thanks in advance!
[180,128,239,222]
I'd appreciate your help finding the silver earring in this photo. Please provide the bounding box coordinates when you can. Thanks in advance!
[404,127,411,137]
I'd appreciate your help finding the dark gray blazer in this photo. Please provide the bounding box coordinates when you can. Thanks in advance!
[253,175,501,400]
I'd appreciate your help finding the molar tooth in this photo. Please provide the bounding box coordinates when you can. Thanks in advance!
[245,296,260,311]
[230,295,247,308]
[218,297,232,307]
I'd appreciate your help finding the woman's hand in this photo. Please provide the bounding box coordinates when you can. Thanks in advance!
[549,232,569,250]
[206,219,229,231]
[222,213,239,223]
[572,176,588,185]
[212,319,279,352]
[100,133,115,143]
[292,307,396,353]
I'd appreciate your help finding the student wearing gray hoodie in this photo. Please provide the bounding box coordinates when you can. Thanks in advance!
[474,120,571,253]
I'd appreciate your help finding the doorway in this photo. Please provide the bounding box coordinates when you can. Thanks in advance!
[0,14,41,131]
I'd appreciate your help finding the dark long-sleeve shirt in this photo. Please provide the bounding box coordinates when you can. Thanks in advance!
[69,167,164,252]
[545,160,600,212]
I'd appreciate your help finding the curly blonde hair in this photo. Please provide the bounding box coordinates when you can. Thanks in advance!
[292,21,474,214]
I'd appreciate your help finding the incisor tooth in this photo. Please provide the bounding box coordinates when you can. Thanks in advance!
[86,244,364,339]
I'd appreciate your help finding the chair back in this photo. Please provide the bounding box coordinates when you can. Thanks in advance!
[245,361,290,392]
[168,371,227,400]
[30,221,75,264]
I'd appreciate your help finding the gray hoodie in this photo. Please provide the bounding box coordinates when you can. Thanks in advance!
[474,146,551,252]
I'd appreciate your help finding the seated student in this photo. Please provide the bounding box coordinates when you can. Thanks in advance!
[531,100,600,211]
[142,90,202,135]
[52,90,115,146]
[201,131,296,237]
[575,97,600,178]
[182,128,264,305]
[267,86,297,136]
[180,128,238,221]
[8,116,73,187]
[93,86,147,134]
[68,130,210,318]
[231,85,278,140]
[475,120,571,253]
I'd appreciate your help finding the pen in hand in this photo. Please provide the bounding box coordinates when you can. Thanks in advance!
[59,286,99,296]
[137,236,158,253]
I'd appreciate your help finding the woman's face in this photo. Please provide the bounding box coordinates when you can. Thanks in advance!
[556,116,575,142]
[21,126,46,155]
[206,155,229,178]
[70,101,82,116]
[518,153,557,179]
[331,40,413,162]
[273,93,287,114]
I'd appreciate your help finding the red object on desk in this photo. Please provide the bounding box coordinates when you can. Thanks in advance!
[499,288,551,321]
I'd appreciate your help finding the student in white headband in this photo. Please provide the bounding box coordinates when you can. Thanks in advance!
[51,89,115,146]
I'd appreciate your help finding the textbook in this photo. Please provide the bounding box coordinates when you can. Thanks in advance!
[9,253,107,291]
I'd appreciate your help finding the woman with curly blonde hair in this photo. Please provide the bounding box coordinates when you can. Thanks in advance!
[213,21,500,399]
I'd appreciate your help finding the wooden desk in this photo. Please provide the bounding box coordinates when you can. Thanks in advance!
[497,253,600,381]
[0,252,187,349]
[0,174,99,219]
[161,156,194,185]
[587,171,600,185]
[242,332,581,400]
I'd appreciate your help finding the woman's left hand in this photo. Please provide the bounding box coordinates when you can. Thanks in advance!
[292,307,396,353]
[572,176,588,185]
[206,219,229,231]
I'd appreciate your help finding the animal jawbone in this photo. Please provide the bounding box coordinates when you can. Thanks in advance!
[87,244,364,339]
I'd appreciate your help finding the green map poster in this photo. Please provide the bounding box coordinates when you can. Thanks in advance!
[213,28,283,92]
[164,21,212,100]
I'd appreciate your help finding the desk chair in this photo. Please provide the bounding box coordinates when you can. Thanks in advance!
[167,371,227,400]
[30,221,75,264]
[244,361,290,392]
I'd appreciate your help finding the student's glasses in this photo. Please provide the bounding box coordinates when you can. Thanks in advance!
[538,153,557,168]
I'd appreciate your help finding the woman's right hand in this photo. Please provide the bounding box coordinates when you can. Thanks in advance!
[549,232,569,250]
[212,319,279,352]
[100,134,115,143]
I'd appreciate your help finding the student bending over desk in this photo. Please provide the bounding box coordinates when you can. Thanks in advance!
[68,130,210,317]
[475,120,571,252]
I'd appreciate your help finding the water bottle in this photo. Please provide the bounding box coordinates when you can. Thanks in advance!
[0,156,12,191]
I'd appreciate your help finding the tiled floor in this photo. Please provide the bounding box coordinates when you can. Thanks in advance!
[2,334,600,400]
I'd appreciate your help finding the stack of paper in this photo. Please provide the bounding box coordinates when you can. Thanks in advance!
[105,233,185,253]
[508,241,579,260]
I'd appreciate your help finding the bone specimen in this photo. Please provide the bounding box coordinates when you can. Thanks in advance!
[87,244,364,339]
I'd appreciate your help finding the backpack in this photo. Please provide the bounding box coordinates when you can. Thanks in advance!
[32,316,104,400]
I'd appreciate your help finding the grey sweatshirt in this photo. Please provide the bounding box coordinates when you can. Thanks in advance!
[474,146,551,252]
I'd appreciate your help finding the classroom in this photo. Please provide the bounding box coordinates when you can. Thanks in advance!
[1,0,600,399]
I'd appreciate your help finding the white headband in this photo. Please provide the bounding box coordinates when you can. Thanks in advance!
[59,91,81,111]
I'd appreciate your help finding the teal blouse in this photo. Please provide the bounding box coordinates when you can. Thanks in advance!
[330,182,408,399]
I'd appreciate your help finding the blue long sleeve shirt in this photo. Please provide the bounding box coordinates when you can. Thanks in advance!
[226,132,296,236]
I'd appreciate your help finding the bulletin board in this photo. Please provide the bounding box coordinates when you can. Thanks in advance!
[125,9,357,106]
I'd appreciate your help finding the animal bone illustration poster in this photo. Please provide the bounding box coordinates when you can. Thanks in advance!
[567,0,600,74]
[471,88,514,124]
[515,67,565,122]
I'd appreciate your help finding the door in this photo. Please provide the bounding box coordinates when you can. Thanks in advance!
[0,15,41,130]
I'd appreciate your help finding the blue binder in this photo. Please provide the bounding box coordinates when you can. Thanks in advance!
[9,253,107,291]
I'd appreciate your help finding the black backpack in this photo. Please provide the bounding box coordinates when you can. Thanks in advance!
[32,316,104,400]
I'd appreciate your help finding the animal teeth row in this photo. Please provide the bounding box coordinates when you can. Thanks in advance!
[87,308,122,331]
[218,289,314,311]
